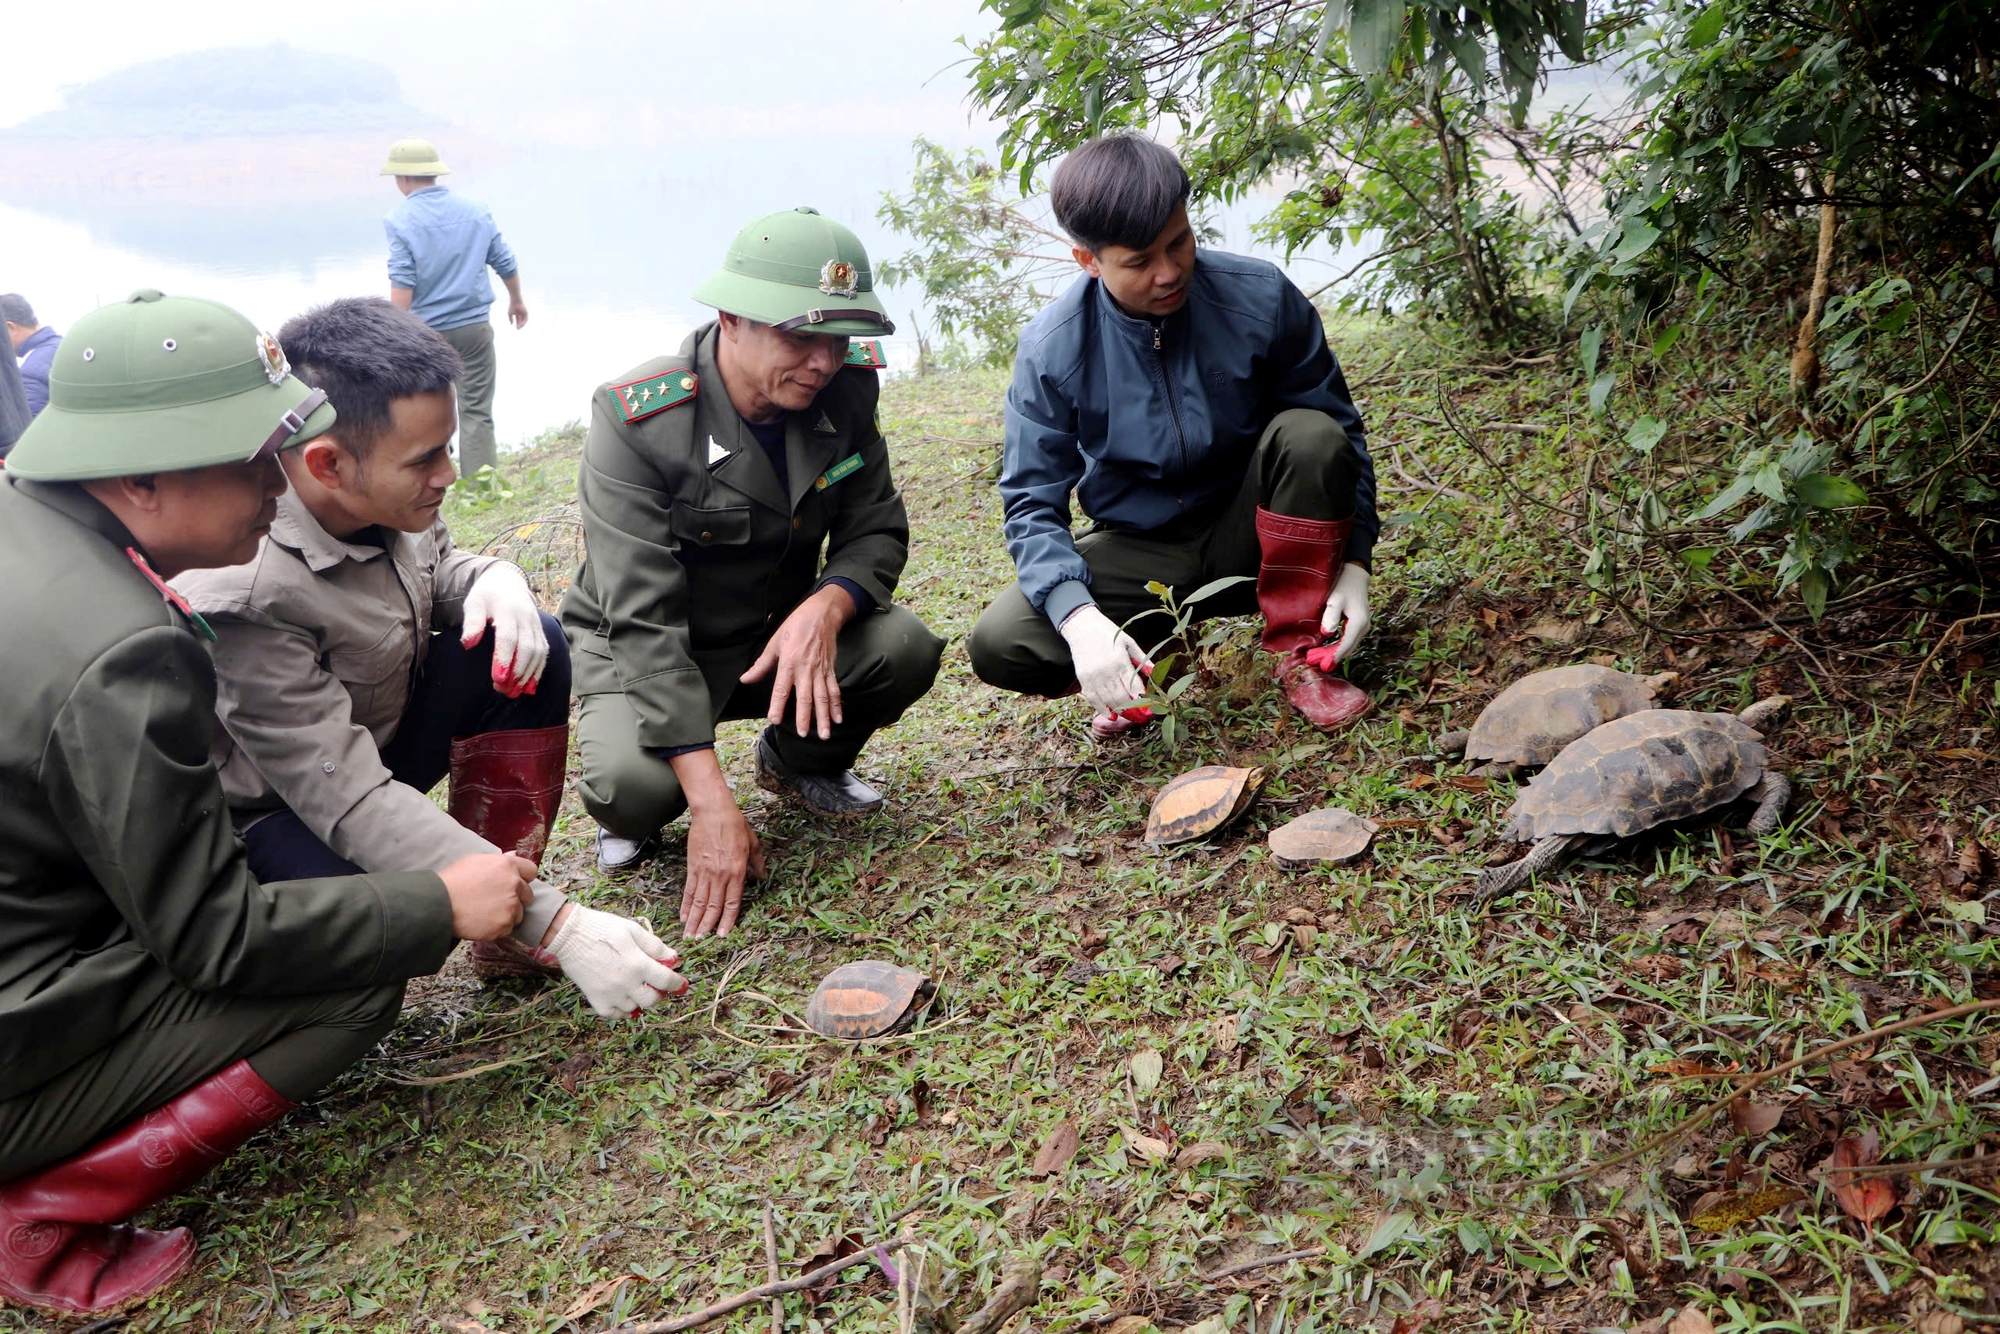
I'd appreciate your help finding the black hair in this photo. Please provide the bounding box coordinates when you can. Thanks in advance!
[278,297,460,456]
[0,294,36,327]
[1049,134,1192,253]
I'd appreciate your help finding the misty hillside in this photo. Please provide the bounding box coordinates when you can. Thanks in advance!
[7,45,426,139]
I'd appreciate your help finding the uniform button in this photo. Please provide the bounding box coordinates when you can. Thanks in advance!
[793,516,803,530]
[700,530,714,541]
[322,761,337,774]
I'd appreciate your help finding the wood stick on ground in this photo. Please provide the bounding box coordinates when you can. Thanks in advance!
[1905,612,2000,707]
[606,1236,915,1334]
[762,1202,782,1334]
[1534,998,2000,1186]
[957,1254,1045,1334]
[1197,1247,1326,1283]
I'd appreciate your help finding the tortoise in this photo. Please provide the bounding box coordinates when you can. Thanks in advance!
[1437,665,1678,777]
[1268,807,1378,868]
[1146,765,1264,847]
[1476,695,1792,899]
[804,961,935,1039]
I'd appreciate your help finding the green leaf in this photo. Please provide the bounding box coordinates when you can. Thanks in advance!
[1129,1048,1164,1094]
[1579,326,1602,382]
[1457,1217,1492,1256]
[1358,1209,1416,1259]
[1798,566,1829,620]
[1184,574,1255,605]
[1312,0,1350,58]
[1680,546,1718,572]
[1686,3,1727,48]
[1588,372,1616,414]
[1751,462,1788,504]
[1348,0,1405,76]
[1610,221,1661,263]
[1793,472,1867,508]
[1625,416,1668,454]
[1943,899,1987,925]
[1691,474,1754,521]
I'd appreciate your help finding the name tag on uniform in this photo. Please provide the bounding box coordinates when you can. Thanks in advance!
[814,453,864,491]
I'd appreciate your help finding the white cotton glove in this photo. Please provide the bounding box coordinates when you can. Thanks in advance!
[462,562,548,698]
[1317,561,1373,664]
[547,906,689,1020]
[1059,603,1153,712]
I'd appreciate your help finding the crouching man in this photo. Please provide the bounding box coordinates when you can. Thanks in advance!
[175,297,679,1005]
[968,135,1383,737]
[0,291,685,1318]
[563,207,943,939]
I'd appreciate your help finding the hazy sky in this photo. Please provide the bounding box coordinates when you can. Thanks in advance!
[3,0,1001,147]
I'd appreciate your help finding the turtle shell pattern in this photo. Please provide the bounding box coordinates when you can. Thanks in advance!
[1145,765,1265,846]
[804,960,934,1039]
[1466,664,1663,767]
[1501,710,1770,842]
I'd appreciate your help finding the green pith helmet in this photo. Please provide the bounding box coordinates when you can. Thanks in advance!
[5,291,337,482]
[380,137,450,177]
[692,207,895,337]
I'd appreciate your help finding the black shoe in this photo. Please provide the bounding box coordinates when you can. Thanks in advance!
[594,826,660,878]
[754,728,885,818]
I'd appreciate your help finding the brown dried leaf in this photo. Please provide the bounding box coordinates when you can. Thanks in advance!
[1729,1097,1785,1137]
[1208,1013,1242,1054]
[1917,1313,1966,1334]
[552,1052,596,1096]
[1405,773,1437,789]
[1826,1132,1895,1224]
[1155,953,1186,978]
[1283,906,1318,924]
[1937,748,1994,761]
[1389,1297,1445,1334]
[1030,1120,1079,1179]
[1668,1306,1716,1334]
[1173,1141,1231,1170]
[1121,1125,1171,1163]
[1443,774,1491,793]
[1104,1318,1161,1334]
[1689,1184,1804,1231]
[1291,923,1321,951]
[1960,838,1988,882]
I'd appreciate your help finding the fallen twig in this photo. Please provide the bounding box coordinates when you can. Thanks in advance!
[606,1236,916,1333]
[1196,1246,1325,1282]
[958,1254,1045,1334]
[1905,612,2000,708]
[763,1202,782,1334]
[381,1052,546,1086]
[1535,998,2000,1185]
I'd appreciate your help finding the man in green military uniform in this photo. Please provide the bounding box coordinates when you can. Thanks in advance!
[562,208,943,940]
[0,291,686,1317]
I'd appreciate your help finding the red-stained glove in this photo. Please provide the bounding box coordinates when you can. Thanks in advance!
[1303,643,1343,673]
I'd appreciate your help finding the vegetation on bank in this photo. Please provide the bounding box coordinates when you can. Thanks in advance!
[19,302,1994,1334]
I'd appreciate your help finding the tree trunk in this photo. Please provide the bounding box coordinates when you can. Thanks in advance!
[1790,173,1837,397]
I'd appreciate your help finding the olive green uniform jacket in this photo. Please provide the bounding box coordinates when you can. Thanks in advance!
[559,323,910,751]
[0,476,457,1101]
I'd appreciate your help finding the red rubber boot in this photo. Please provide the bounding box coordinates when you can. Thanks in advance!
[1254,507,1372,730]
[450,724,569,977]
[0,1060,296,1316]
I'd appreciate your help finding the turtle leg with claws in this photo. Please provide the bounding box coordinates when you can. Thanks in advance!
[1436,729,1471,758]
[1475,833,1579,900]
[1744,771,1792,836]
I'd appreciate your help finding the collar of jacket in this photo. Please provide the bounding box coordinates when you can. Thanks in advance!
[1092,273,1189,348]
[17,327,59,357]
[9,474,140,553]
[686,322,844,516]
[267,488,390,573]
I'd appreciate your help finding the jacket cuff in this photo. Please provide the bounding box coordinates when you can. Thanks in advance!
[647,742,715,760]
[1041,579,1097,630]
[372,871,458,979]
[626,668,718,751]
[513,878,565,948]
[817,576,876,616]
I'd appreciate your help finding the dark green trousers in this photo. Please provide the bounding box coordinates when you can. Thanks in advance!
[0,981,404,1181]
[577,604,945,838]
[440,320,499,476]
[969,407,1359,698]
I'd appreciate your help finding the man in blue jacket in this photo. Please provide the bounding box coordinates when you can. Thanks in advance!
[3,295,61,421]
[968,135,1380,736]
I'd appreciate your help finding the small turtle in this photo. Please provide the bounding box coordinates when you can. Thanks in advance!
[1437,665,1678,777]
[1476,696,1792,899]
[1145,765,1265,847]
[804,961,935,1039]
[1269,808,1378,868]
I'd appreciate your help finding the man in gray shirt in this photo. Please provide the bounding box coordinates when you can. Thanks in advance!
[380,138,526,475]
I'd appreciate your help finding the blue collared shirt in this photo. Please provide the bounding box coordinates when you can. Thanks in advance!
[383,186,519,332]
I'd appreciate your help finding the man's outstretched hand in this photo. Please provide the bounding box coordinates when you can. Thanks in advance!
[668,749,766,940]
[740,584,854,742]
[543,904,687,1019]
[1316,561,1372,666]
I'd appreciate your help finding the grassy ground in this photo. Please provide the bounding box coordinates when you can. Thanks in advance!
[37,315,2000,1334]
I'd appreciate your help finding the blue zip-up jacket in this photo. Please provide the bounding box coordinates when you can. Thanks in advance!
[383,186,519,332]
[1001,249,1378,627]
[15,326,60,420]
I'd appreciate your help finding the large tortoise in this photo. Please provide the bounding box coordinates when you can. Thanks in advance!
[1476,696,1792,898]
[1438,664,1677,776]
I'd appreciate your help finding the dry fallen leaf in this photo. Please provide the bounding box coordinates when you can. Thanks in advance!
[1689,1183,1805,1231]
[1104,1317,1161,1334]
[1121,1125,1171,1163]
[1208,1012,1242,1054]
[1443,774,1491,793]
[1130,1048,1164,1096]
[1155,954,1186,978]
[559,1274,640,1322]
[1937,747,1994,761]
[1917,1313,1966,1334]
[1729,1096,1785,1136]
[1655,1058,1739,1079]
[1668,1307,1716,1334]
[1826,1131,1895,1225]
[1030,1120,1079,1179]
[1406,773,1437,789]
[1173,1141,1231,1171]
[1291,923,1321,951]
[1389,1297,1444,1334]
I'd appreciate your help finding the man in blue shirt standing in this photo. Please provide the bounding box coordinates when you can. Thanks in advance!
[2,295,61,421]
[380,138,526,476]
[967,135,1381,737]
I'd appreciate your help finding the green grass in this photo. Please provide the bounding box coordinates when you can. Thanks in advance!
[33,316,2000,1334]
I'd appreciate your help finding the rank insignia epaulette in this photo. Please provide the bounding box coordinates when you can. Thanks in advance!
[607,368,698,423]
[843,339,886,369]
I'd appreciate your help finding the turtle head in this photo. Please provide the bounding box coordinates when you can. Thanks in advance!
[1641,670,1680,699]
[1736,694,1793,730]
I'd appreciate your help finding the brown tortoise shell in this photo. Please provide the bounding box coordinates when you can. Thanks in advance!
[1501,709,1771,843]
[1465,664,1664,767]
[804,961,934,1039]
[1145,765,1265,846]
